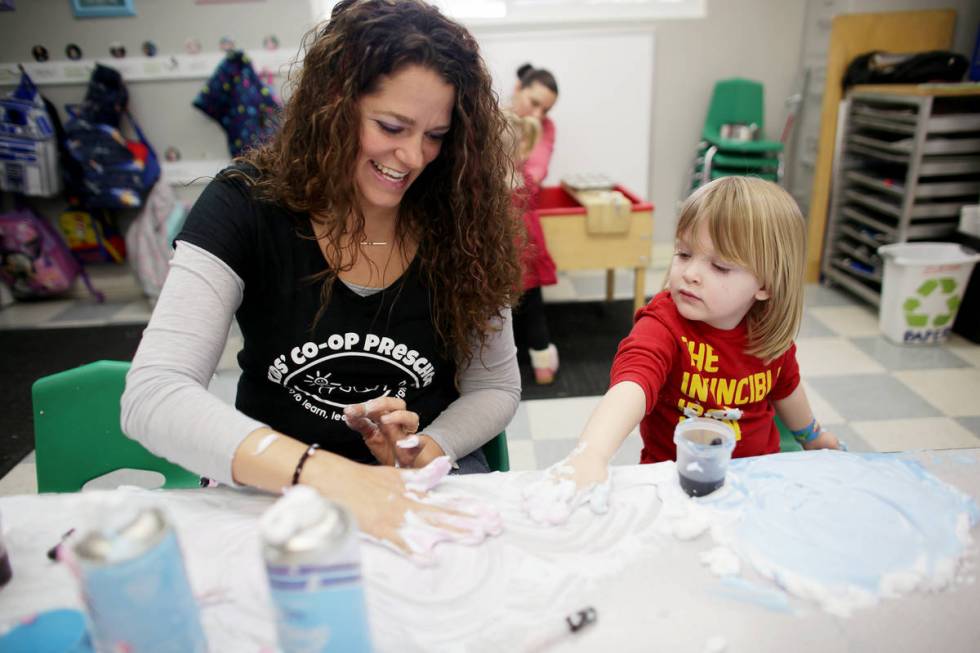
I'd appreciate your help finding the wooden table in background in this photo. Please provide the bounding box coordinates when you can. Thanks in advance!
[536,185,655,312]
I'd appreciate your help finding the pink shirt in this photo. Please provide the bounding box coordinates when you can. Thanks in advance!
[523,116,555,188]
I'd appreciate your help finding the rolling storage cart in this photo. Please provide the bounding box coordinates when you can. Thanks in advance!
[822,85,980,306]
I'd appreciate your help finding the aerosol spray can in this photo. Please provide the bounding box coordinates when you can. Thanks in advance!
[71,504,208,652]
[260,485,373,652]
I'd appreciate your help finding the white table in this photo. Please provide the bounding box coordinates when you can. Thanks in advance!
[1,449,978,652]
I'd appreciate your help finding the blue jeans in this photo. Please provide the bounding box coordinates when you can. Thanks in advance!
[451,447,490,475]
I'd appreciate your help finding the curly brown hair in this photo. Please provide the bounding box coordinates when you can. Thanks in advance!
[235,0,522,369]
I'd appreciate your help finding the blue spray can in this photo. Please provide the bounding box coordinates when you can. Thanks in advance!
[72,505,208,652]
[260,486,373,652]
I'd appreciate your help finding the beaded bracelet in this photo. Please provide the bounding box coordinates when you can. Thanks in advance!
[291,443,320,485]
[791,419,822,445]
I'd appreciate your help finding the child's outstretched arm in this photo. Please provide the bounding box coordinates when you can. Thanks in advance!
[575,381,648,462]
[773,385,843,451]
[522,381,647,525]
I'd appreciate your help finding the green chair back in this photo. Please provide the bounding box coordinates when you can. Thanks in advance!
[33,360,200,493]
[776,415,803,453]
[711,152,780,169]
[481,431,510,472]
[703,77,767,139]
[709,169,779,182]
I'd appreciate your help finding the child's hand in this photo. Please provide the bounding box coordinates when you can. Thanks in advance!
[521,443,611,525]
[803,429,844,451]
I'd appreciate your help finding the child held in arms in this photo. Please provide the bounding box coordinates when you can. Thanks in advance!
[523,176,842,524]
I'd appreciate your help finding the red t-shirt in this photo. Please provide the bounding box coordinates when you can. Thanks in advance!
[610,291,800,463]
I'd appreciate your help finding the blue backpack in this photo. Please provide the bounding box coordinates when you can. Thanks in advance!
[63,64,160,208]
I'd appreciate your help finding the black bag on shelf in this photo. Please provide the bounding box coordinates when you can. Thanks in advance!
[842,50,969,91]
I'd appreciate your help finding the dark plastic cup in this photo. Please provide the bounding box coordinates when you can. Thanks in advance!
[673,418,736,497]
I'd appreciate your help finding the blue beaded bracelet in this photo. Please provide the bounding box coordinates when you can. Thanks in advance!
[791,419,822,445]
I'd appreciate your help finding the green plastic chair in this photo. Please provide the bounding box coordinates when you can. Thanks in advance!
[697,78,784,187]
[707,169,779,182]
[33,360,200,493]
[710,152,781,169]
[481,431,510,472]
[702,78,783,154]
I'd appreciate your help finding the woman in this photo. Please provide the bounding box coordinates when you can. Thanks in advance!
[508,63,561,384]
[121,0,523,562]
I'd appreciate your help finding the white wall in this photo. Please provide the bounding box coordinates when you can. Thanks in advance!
[477,27,655,199]
[647,0,808,244]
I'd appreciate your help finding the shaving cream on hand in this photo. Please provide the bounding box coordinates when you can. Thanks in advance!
[522,443,612,525]
[395,496,505,566]
[365,456,506,566]
[400,456,452,493]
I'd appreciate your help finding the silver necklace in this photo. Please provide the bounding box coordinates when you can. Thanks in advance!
[360,241,388,246]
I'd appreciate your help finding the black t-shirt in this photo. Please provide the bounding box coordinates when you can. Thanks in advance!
[178,169,458,463]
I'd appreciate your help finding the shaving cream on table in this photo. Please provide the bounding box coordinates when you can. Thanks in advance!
[3,450,978,652]
[701,451,979,617]
[369,450,979,649]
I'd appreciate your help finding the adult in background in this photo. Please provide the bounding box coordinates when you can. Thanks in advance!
[122,0,523,563]
[508,63,561,384]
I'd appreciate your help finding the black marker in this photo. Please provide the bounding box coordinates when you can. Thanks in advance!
[524,606,598,651]
[46,528,74,561]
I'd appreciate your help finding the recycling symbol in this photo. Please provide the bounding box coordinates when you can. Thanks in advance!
[902,277,960,328]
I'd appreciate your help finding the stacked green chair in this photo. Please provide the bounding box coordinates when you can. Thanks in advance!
[687,78,784,194]
[33,360,201,493]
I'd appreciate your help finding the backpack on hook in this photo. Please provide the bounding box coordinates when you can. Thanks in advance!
[63,64,160,209]
[0,68,62,197]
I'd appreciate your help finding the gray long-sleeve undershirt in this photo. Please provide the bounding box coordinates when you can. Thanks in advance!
[120,241,521,486]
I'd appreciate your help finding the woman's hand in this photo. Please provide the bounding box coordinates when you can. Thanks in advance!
[233,429,500,566]
[522,442,612,525]
[307,454,502,565]
[344,398,425,467]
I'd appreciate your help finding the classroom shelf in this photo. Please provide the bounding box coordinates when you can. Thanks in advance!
[824,265,882,306]
[849,133,980,155]
[838,222,889,249]
[851,102,980,132]
[822,86,980,304]
[845,170,980,199]
[844,189,967,219]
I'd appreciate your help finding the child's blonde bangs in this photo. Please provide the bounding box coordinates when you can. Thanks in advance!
[677,181,756,273]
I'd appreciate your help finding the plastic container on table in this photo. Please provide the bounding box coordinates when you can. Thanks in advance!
[673,417,736,497]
